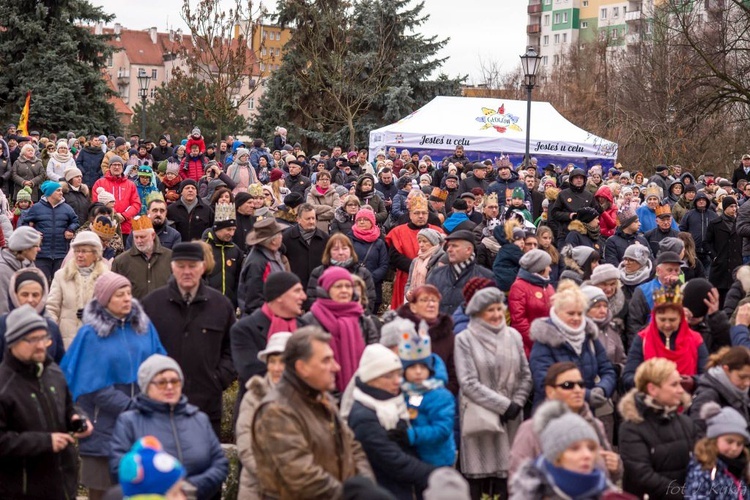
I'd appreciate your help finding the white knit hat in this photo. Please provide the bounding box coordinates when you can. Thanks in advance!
[358,344,402,383]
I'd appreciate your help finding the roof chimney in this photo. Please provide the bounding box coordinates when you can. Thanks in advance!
[94,22,103,35]
[114,23,122,39]
[149,27,158,44]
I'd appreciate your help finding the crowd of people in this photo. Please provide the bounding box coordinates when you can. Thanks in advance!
[4,125,750,499]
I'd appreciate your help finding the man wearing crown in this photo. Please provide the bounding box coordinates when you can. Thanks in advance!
[621,283,707,392]
[636,185,679,233]
[644,202,680,256]
[386,194,444,309]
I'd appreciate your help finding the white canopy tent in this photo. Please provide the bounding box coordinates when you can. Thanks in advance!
[368,96,618,167]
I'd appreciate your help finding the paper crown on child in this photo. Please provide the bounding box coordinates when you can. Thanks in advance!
[398,320,434,372]
[248,183,264,198]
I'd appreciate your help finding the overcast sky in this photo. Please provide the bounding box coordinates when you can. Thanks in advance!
[94,0,527,82]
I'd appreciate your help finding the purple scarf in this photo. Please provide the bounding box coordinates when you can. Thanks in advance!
[310,298,365,392]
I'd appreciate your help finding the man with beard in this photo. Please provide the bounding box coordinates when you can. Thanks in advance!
[645,204,680,256]
[112,215,172,300]
[705,196,743,308]
[385,194,444,309]
[125,197,181,250]
[447,145,470,174]
[549,168,600,246]
[374,168,397,213]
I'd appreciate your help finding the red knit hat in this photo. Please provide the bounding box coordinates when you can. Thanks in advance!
[462,277,495,305]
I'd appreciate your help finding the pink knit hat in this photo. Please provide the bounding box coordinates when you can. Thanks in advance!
[318,266,353,292]
[94,272,131,306]
[355,207,376,226]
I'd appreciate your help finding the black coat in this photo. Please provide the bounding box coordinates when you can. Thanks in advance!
[232,212,257,253]
[618,390,696,500]
[0,353,78,500]
[204,229,244,307]
[644,226,680,257]
[286,173,311,197]
[705,215,742,290]
[75,146,105,188]
[604,228,651,266]
[167,198,214,243]
[281,224,329,304]
[61,185,91,231]
[549,186,600,242]
[142,280,236,423]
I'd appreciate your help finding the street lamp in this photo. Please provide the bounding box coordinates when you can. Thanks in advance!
[137,69,151,140]
[520,46,542,167]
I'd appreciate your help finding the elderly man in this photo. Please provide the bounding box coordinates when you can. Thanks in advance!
[282,203,329,303]
[0,305,93,499]
[203,204,244,308]
[252,327,374,498]
[459,162,490,194]
[626,251,683,341]
[112,215,172,300]
[637,185,677,233]
[286,159,311,196]
[644,203,680,256]
[386,194,444,309]
[167,179,214,242]
[142,242,236,436]
[426,229,494,315]
[125,197,182,250]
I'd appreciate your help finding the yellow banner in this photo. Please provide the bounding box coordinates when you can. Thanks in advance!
[17,91,30,136]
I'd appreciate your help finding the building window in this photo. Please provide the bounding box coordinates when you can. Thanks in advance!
[600,8,607,19]
[107,54,113,67]
[563,12,568,22]
[553,54,560,65]
[613,6,619,17]
[262,48,267,56]
[151,69,157,79]
[544,0,551,4]
[562,33,567,43]
[260,62,265,71]
[249,99,254,110]
[554,13,561,23]
[544,14,550,26]
[150,88,156,98]
[581,21,589,28]
[554,34,560,44]
[583,0,588,5]
[543,55,549,65]
[543,35,549,46]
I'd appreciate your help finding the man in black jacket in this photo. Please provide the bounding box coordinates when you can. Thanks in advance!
[286,160,311,196]
[375,168,398,213]
[282,204,329,309]
[143,243,236,436]
[75,134,105,188]
[604,208,650,266]
[166,179,214,242]
[549,168,600,246]
[0,305,93,499]
[150,135,174,163]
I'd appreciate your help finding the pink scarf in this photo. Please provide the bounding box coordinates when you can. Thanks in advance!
[410,244,440,291]
[310,298,365,392]
[353,224,380,243]
[315,185,329,195]
[261,303,297,340]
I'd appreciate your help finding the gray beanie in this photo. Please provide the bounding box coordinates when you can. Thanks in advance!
[424,468,470,500]
[658,237,685,257]
[8,226,42,252]
[137,354,184,394]
[701,402,750,441]
[623,244,651,267]
[380,317,417,348]
[519,249,552,274]
[5,304,48,345]
[581,285,608,310]
[108,155,124,166]
[588,263,619,285]
[534,400,599,462]
[235,147,250,160]
[465,287,505,316]
[417,228,443,247]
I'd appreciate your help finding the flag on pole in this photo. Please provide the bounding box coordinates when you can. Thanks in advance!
[17,91,30,137]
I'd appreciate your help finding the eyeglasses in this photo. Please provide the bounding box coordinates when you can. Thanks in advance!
[74,249,94,255]
[151,378,182,389]
[554,381,586,390]
[20,334,52,346]
[416,297,439,304]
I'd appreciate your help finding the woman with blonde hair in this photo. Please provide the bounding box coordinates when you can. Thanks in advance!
[535,225,561,284]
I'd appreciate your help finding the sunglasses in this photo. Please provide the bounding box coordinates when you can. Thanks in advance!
[554,380,586,390]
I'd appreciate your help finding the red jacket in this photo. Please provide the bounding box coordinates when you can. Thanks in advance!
[180,154,206,182]
[186,136,206,154]
[92,173,141,234]
[595,185,618,238]
[508,273,555,358]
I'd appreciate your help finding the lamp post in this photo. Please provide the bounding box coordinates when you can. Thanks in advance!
[136,70,151,140]
[520,46,542,168]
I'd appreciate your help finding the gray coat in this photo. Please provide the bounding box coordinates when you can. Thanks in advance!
[455,318,532,478]
[736,196,750,257]
[0,249,33,315]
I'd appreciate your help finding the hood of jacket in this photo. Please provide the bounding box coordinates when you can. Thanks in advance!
[60,181,90,197]
[694,191,710,211]
[618,388,692,424]
[8,267,48,314]
[529,316,598,347]
[680,172,697,185]
[594,185,613,203]
[131,393,199,416]
[81,297,150,337]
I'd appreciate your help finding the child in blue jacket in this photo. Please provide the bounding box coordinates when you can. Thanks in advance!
[399,326,456,467]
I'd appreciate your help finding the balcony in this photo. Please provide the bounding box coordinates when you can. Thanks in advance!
[116,69,130,83]
[625,33,640,44]
[528,3,542,15]
[625,11,642,22]
[527,23,541,34]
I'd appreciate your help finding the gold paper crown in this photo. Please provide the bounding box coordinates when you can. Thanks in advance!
[410,194,428,212]
[214,203,237,223]
[430,187,448,202]
[145,191,165,207]
[483,192,499,206]
[653,284,683,306]
[645,185,662,200]
[247,183,264,198]
[91,216,118,239]
[655,203,672,218]
[131,215,154,232]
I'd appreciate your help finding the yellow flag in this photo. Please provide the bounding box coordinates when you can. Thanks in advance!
[17,91,30,136]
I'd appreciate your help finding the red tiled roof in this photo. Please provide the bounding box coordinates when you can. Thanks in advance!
[102,71,133,116]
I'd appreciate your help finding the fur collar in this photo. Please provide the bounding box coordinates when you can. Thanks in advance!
[738,265,750,294]
[618,389,692,424]
[568,219,587,235]
[246,374,272,400]
[529,316,598,347]
[61,258,108,281]
[60,181,90,197]
[81,298,150,337]
[563,255,585,275]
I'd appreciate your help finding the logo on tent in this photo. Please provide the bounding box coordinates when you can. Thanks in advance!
[476,104,522,134]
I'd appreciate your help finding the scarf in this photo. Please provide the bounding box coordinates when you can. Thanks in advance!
[467,318,521,393]
[77,263,95,278]
[315,185,330,196]
[451,252,475,279]
[261,303,297,340]
[584,221,601,240]
[723,213,737,232]
[708,365,750,404]
[331,258,354,269]
[608,288,626,318]
[353,224,380,243]
[518,267,551,287]
[719,454,749,481]
[300,226,316,244]
[310,298,365,392]
[591,308,614,332]
[182,198,198,214]
[352,386,409,430]
[549,307,587,355]
[640,393,680,417]
[259,246,286,274]
[410,244,441,291]
[402,377,444,395]
[481,235,500,254]
[618,260,653,286]
[540,458,608,499]
[51,150,72,163]
[638,314,702,376]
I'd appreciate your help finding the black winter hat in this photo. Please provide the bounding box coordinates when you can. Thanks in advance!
[452,198,468,211]
[723,196,738,211]
[576,207,599,224]
[178,179,198,193]
[682,278,714,318]
[283,192,304,209]
[114,137,126,148]
[235,191,252,208]
[264,272,301,302]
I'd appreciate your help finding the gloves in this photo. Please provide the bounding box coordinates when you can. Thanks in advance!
[501,402,522,424]
[387,427,410,449]
[680,375,696,394]
[589,387,608,409]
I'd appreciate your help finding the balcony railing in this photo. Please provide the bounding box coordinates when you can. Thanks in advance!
[528,4,543,14]
[527,24,541,34]
[625,11,642,22]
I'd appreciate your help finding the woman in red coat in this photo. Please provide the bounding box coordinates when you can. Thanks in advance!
[508,249,555,358]
[91,155,141,238]
[595,185,618,238]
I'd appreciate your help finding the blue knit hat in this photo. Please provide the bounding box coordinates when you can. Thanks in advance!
[119,436,185,497]
[40,180,61,197]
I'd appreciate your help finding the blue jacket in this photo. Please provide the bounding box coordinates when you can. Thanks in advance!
[19,198,79,260]
[348,380,435,500]
[684,456,749,499]
[493,224,523,292]
[636,204,679,234]
[110,394,228,499]
[529,317,617,407]
[403,381,456,468]
[75,146,105,188]
[452,304,469,334]
[350,233,389,285]
[426,260,494,315]
[487,171,528,206]
[391,189,410,221]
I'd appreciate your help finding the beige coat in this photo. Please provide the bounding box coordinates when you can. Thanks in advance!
[46,259,108,348]
[306,187,340,233]
[236,375,272,500]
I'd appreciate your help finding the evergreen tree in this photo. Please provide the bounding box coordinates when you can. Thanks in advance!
[0,0,121,134]
[253,0,463,150]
